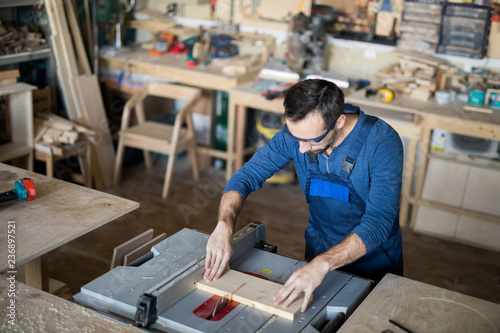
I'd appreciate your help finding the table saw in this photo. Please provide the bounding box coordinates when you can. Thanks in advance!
[74,222,372,332]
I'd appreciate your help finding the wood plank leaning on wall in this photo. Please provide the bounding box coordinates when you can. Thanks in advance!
[45,0,115,189]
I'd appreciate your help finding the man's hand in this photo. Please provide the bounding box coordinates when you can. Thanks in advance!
[273,258,330,312]
[204,222,234,281]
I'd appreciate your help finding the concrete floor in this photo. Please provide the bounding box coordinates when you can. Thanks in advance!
[47,155,500,304]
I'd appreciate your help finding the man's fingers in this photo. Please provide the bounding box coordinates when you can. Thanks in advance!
[208,250,224,281]
[301,291,312,312]
[214,253,229,279]
[282,287,303,308]
[274,279,296,305]
[204,250,212,270]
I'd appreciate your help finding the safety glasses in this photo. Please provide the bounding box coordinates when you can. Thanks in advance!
[283,121,335,143]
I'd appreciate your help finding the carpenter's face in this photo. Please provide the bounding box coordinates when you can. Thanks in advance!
[285,111,337,154]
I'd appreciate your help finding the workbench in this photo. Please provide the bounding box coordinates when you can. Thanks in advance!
[0,163,139,291]
[100,47,260,179]
[338,273,500,332]
[0,274,142,332]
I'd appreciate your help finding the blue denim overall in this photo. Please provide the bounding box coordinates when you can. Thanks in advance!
[304,115,403,282]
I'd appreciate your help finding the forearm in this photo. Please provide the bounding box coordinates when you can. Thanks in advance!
[312,233,367,272]
[216,191,245,233]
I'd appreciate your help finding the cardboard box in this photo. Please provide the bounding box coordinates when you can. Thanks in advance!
[488,21,500,59]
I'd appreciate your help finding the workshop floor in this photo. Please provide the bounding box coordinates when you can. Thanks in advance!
[47,155,500,304]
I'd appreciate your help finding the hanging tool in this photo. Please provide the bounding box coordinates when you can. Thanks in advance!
[0,178,37,203]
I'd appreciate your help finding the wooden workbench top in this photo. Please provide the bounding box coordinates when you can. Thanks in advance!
[338,273,500,332]
[0,163,139,272]
[100,47,259,91]
[346,88,500,126]
[0,275,142,332]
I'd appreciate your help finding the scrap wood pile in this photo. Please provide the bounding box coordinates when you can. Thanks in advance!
[369,50,458,101]
[34,112,96,157]
[0,20,47,55]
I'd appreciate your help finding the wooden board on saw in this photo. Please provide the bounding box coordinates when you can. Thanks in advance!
[197,269,308,320]
[111,229,154,269]
[123,233,167,266]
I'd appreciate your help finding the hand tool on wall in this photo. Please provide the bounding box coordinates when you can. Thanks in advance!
[0,178,37,203]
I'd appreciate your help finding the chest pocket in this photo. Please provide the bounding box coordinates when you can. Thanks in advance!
[309,178,349,203]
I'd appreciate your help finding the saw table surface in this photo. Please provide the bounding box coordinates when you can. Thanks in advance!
[338,273,500,332]
[74,224,372,332]
[0,163,139,289]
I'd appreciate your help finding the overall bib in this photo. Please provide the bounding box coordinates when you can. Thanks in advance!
[304,114,403,282]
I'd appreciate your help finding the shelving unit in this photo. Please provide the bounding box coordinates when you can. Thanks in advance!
[0,0,54,83]
[414,152,500,251]
[0,0,42,8]
[0,48,51,67]
[0,83,37,170]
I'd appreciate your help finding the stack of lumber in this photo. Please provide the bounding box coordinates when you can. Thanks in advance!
[210,54,263,75]
[45,0,115,189]
[32,87,51,113]
[370,50,457,101]
[0,20,48,55]
[34,112,96,157]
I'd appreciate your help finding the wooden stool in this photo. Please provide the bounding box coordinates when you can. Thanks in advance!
[35,140,92,187]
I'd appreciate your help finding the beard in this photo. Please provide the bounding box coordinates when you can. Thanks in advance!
[311,128,338,155]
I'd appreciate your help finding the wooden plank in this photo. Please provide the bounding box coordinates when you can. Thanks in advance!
[45,0,81,120]
[0,69,20,80]
[129,19,176,32]
[123,233,167,266]
[110,229,154,269]
[65,0,92,75]
[197,269,307,320]
[338,274,500,332]
[73,74,116,188]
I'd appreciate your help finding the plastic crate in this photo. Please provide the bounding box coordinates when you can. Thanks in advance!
[400,21,441,35]
[445,5,490,20]
[403,12,442,24]
[437,45,483,58]
[404,1,443,15]
[401,31,440,44]
[442,16,487,32]
[441,26,485,40]
[399,39,438,53]
[441,36,484,49]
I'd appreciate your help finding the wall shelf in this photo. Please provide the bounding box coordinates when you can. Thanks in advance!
[0,0,42,8]
[0,48,51,66]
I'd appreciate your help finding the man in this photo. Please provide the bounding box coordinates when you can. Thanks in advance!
[204,79,403,313]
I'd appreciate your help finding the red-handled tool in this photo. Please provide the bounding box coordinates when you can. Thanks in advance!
[0,178,36,203]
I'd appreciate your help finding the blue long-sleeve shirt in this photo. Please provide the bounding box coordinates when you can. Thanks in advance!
[225,109,404,253]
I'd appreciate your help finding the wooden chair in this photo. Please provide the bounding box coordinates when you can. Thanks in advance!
[113,82,202,198]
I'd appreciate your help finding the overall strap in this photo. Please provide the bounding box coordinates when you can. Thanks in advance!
[307,152,319,171]
[340,115,378,179]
